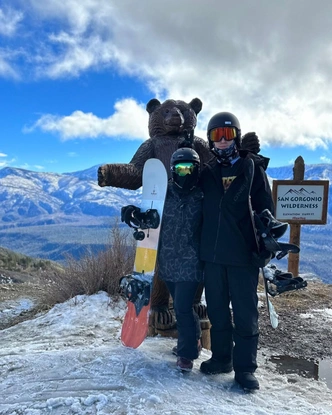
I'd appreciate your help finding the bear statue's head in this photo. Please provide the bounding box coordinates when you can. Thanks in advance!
[146,98,203,138]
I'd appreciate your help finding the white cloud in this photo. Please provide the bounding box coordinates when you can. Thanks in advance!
[40,32,117,79]
[0,7,23,36]
[0,55,19,79]
[320,156,331,163]
[26,98,148,140]
[4,0,332,149]
[0,157,16,167]
[16,163,44,170]
[0,152,8,157]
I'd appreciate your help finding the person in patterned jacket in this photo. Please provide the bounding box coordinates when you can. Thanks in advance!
[157,146,204,372]
[121,145,204,372]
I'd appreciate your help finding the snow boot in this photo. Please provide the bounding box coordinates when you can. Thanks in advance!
[172,338,202,357]
[176,357,193,372]
[235,372,260,391]
[200,357,233,375]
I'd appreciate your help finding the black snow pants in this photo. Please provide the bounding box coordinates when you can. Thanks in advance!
[204,262,259,373]
[166,281,201,360]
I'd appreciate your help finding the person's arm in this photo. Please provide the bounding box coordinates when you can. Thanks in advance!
[251,165,275,215]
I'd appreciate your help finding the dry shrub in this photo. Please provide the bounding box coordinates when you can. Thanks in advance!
[44,221,136,306]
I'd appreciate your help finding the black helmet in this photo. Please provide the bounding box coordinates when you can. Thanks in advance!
[170,147,200,191]
[171,147,200,166]
[207,112,242,149]
[257,209,288,239]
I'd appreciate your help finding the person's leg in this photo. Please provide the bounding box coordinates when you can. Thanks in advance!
[228,265,260,390]
[169,281,201,361]
[228,265,259,373]
[200,262,233,374]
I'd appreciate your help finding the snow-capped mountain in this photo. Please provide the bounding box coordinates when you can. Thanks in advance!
[0,166,140,228]
[1,163,330,228]
[267,163,332,182]
[0,163,331,282]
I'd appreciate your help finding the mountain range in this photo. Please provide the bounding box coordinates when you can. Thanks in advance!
[0,163,331,283]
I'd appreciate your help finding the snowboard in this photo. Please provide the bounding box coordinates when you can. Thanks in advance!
[120,158,168,348]
[261,267,279,329]
[261,264,307,329]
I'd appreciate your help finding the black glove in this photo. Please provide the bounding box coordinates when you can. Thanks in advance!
[241,132,260,154]
[121,205,141,228]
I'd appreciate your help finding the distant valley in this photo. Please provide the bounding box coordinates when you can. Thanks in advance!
[0,163,331,283]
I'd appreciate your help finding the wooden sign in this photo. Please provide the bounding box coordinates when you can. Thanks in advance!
[272,180,329,225]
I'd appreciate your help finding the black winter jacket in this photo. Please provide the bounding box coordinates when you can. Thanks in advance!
[199,154,274,267]
[157,183,204,283]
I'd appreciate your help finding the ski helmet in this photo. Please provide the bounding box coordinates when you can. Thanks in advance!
[257,209,288,239]
[170,147,200,191]
[207,112,242,152]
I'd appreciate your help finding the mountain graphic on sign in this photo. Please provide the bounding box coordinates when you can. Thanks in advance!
[283,188,317,196]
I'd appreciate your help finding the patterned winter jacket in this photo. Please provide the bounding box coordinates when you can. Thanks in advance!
[157,182,204,283]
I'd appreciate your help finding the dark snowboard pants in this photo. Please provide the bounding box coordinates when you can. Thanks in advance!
[166,281,201,360]
[204,262,259,373]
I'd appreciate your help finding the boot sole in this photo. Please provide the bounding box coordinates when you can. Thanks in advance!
[235,379,260,392]
[177,367,193,372]
[200,369,233,375]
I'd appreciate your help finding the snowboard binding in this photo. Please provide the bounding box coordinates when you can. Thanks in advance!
[121,205,160,241]
[254,209,300,260]
[262,265,307,297]
[119,275,151,315]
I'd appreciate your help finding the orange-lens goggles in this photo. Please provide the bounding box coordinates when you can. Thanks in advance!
[209,127,237,142]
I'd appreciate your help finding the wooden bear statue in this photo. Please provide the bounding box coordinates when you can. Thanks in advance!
[98,97,260,337]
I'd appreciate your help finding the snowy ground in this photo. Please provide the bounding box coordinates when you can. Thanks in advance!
[0,292,331,415]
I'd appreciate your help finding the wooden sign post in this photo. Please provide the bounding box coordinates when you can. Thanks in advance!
[272,157,329,277]
[289,157,304,276]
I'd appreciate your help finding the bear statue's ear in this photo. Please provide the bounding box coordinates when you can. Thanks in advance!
[146,99,161,114]
[189,98,203,115]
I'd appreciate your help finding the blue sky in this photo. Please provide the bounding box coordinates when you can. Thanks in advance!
[1,0,332,174]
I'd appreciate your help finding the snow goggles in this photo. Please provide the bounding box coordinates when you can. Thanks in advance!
[174,162,195,176]
[209,127,237,142]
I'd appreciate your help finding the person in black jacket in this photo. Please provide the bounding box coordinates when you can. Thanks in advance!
[158,146,204,372]
[199,112,274,391]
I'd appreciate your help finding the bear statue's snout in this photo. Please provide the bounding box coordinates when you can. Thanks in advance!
[164,107,185,131]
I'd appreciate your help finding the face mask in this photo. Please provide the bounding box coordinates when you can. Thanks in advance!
[213,141,239,165]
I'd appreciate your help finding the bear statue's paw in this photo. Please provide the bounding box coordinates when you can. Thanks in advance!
[97,165,110,187]
[150,308,176,330]
[193,302,208,320]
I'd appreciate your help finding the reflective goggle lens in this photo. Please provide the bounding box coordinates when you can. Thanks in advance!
[174,162,195,177]
[210,127,237,142]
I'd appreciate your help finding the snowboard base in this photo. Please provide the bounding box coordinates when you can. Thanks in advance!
[121,302,151,348]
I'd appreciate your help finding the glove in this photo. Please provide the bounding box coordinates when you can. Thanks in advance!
[121,205,141,228]
[98,165,109,187]
[241,132,260,154]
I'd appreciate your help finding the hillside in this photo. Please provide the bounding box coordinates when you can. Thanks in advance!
[0,246,63,275]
